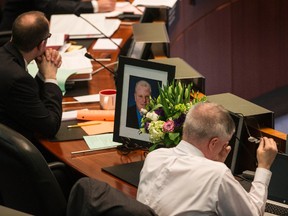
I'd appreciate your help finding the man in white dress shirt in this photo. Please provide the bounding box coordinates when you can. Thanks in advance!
[137,102,278,216]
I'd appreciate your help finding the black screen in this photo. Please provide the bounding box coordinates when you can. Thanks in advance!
[268,153,288,203]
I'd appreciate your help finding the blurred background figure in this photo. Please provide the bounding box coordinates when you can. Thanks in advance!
[0,0,116,31]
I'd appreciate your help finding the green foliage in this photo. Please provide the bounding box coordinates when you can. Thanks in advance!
[140,80,207,151]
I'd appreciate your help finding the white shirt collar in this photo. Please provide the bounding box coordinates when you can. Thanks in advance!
[23,58,28,71]
[175,140,205,158]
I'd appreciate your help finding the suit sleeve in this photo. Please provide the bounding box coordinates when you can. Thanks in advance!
[6,74,62,138]
[35,0,94,18]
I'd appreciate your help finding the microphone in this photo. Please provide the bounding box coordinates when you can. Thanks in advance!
[85,52,116,76]
[74,12,122,50]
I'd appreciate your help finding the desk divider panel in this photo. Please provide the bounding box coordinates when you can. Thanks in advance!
[208,93,274,174]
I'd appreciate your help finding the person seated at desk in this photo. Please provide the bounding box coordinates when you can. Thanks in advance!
[67,177,157,216]
[0,11,62,159]
[0,0,116,31]
[137,102,278,216]
[126,80,151,129]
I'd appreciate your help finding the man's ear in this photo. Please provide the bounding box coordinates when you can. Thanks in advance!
[208,137,218,151]
[37,40,45,51]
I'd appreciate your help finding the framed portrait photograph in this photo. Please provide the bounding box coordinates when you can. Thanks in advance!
[113,56,175,148]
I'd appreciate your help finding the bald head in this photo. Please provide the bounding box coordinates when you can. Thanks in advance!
[12,11,49,52]
[182,102,235,144]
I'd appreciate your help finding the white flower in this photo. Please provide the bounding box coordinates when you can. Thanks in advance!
[140,108,148,115]
[148,120,165,143]
[146,111,159,121]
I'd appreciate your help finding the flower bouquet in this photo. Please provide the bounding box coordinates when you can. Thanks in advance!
[139,81,207,151]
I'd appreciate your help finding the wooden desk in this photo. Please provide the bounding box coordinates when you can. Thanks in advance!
[41,139,145,198]
[261,128,287,154]
[40,21,288,199]
[41,23,144,198]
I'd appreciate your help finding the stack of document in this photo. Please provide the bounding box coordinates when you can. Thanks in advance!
[60,48,93,81]
[50,14,121,39]
[27,48,92,94]
[46,33,67,50]
[132,0,177,8]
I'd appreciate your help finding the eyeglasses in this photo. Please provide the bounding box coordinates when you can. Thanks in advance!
[38,33,51,45]
[244,118,263,144]
[42,33,52,42]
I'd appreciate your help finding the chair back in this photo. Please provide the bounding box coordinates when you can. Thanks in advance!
[0,0,11,45]
[67,177,157,216]
[0,123,67,216]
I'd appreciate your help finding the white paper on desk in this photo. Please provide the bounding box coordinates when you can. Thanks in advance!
[60,48,93,73]
[105,2,143,17]
[74,94,100,103]
[46,33,66,47]
[84,133,121,150]
[62,109,88,121]
[116,3,144,14]
[116,1,130,8]
[93,38,123,50]
[50,13,121,39]
[62,110,78,121]
[59,43,72,54]
[132,0,177,8]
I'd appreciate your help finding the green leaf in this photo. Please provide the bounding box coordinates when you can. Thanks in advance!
[160,93,170,117]
[168,132,180,141]
[149,143,158,151]
[142,80,206,152]
[185,84,192,103]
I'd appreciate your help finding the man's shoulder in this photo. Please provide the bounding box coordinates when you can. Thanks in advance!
[127,104,136,111]
[147,148,229,173]
[0,43,22,62]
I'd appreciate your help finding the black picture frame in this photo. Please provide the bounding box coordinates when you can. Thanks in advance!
[113,56,175,148]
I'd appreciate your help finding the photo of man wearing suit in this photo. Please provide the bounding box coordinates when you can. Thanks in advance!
[126,80,151,129]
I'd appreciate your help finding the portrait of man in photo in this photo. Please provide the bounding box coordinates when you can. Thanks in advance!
[126,79,152,129]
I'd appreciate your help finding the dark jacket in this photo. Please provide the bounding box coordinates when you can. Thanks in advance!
[0,42,62,141]
[126,104,140,129]
[67,177,157,216]
[0,0,94,30]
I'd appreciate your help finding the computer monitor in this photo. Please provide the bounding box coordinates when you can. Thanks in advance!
[225,112,244,175]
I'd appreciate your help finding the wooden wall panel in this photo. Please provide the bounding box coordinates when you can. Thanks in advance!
[232,0,282,98]
[279,0,288,88]
[169,0,288,100]
[184,6,232,95]
[169,0,229,43]
[169,32,185,58]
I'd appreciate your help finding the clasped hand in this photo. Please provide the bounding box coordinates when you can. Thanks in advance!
[36,48,62,80]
